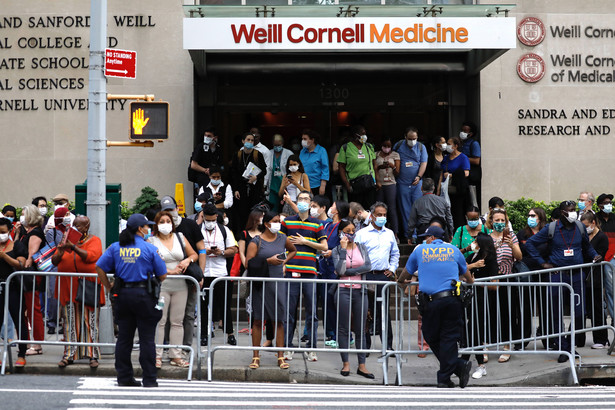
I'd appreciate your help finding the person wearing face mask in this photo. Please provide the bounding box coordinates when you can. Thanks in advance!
[595,193,615,322]
[376,137,401,238]
[43,207,72,335]
[96,213,167,387]
[279,155,311,216]
[16,204,47,358]
[187,192,211,225]
[458,121,481,207]
[348,202,371,231]
[438,137,470,230]
[452,206,489,257]
[337,125,377,209]
[1,205,18,240]
[354,202,400,351]
[580,212,609,349]
[51,216,104,369]
[266,134,293,212]
[577,191,595,218]
[408,178,455,244]
[147,210,198,369]
[525,201,601,363]
[44,194,75,233]
[245,127,272,193]
[189,128,223,192]
[426,136,447,189]
[231,132,268,230]
[199,204,238,346]
[198,167,233,213]
[32,196,49,227]
[332,219,373,378]
[245,210,297,370]
[281,191,328,362]
[299,129,329,198]
[159,195,207,352]
[487,208,523,363]
[0,217,30,368]
[393,127,428,241]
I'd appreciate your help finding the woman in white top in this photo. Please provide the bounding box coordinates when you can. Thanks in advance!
[279,154,310,216]
[148,211,198,368]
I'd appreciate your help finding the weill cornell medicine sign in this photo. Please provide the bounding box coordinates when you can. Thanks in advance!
[184,17,516,51]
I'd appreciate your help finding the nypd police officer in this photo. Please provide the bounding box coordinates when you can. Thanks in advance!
[96,214,167,388]
[403,226,474,388]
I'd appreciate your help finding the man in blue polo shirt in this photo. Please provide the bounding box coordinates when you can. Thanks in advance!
[405,226,473,388]
[395,126,428,241]
[459,121,481,206]
[300,129,330,197]
[525,200,601,362]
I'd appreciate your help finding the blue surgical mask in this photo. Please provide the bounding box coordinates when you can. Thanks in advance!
[375,216,387,227]
[493,222,506,232]
[210,179,221,186]
[467,219,480,229]
[273,145,283,152]
[578,201,586,211]
[527,217,538,228]
[143,227,152,240]
[244,142,254,150]
[603,204,613,214]
[6,217,14,223]
[194,201,203,213]
[297,201,310,213]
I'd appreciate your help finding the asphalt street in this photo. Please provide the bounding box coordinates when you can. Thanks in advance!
[2,375,615,409]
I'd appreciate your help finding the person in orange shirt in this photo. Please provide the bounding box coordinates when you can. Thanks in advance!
[51,215,104,368]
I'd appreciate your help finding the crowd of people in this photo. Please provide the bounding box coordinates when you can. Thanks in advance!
[1,123,614,388]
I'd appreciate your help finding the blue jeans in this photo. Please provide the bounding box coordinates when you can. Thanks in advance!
[284,273,318,348]
[397,181,423,238]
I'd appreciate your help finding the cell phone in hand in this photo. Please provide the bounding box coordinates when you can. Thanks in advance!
[276,253,286,260]
[210,245,218,250]
[503,228,510,238]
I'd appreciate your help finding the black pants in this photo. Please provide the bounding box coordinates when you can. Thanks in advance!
[421,296,467,384]
[201,277,233,338]
[348,188,376,212]
[0,283,28,358]
[114,287,162,386]
[365,272,393,350]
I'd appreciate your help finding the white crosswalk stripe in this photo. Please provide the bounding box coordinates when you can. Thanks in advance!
[67,377,615,409]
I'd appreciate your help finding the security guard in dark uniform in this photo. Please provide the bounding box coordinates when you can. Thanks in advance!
[96,214,167,387]
[404,226,474,388]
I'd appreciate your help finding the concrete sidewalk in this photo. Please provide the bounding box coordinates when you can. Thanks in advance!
[2,321,614,386]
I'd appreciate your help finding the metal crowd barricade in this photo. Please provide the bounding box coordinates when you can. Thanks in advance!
[1,271,201,381]
[385,261,615,387]
[204,276,403,382]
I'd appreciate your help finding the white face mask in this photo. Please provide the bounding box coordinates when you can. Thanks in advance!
[445,145,454,154]
[62,216,72,226]
[470,242,478,252]
[301,140,309,149]
[288,165,299,173]
[19,215,26,225]
[0,233,9,243]
[406,139,417,147]
[565,211,578,223]
[269,222,281,234]
[204,221,217,231]
[223,217,229,226]
[327,209,335,219]
[204,136,213,145]
[54,204,67,211]
[586,225,595,234]
[170,210,181,227]
[157,223,172,235]
[39,207,47,217]
[358,134,368,144]
[459,131,469,140]
[440,143,448,151]
[310,208,320,218]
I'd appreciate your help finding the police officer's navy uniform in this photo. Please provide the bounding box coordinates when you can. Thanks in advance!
[97,215,167,387]
[406,226,471,387]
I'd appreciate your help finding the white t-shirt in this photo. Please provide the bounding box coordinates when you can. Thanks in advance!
[201,224,236,277]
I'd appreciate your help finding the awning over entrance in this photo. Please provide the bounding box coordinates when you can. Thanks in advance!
[183,4,515,76]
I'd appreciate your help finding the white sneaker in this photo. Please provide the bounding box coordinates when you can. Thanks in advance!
[591,343,606,349]
[472,365,486,379]
[305,351,318,362]
[283,351,294,361]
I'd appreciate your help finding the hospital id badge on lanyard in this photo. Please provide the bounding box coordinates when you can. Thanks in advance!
[564,249,574,257]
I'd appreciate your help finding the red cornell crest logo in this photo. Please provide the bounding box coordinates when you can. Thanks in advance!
[517,53,545,83]
[517,17,545,46]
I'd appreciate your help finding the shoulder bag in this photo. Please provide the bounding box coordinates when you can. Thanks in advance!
[176,232,204,283]
[33,235,56,273]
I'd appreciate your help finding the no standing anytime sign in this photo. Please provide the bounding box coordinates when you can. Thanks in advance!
[105,48,137,79]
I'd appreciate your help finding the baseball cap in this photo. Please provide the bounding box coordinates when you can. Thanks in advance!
[126,213,155,230]
[52,193,69,203]
[160,195,177,211]
[597,193,614,204]
[419,226,445,240]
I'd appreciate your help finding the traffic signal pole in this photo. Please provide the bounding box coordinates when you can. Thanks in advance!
[87,0,107,245]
